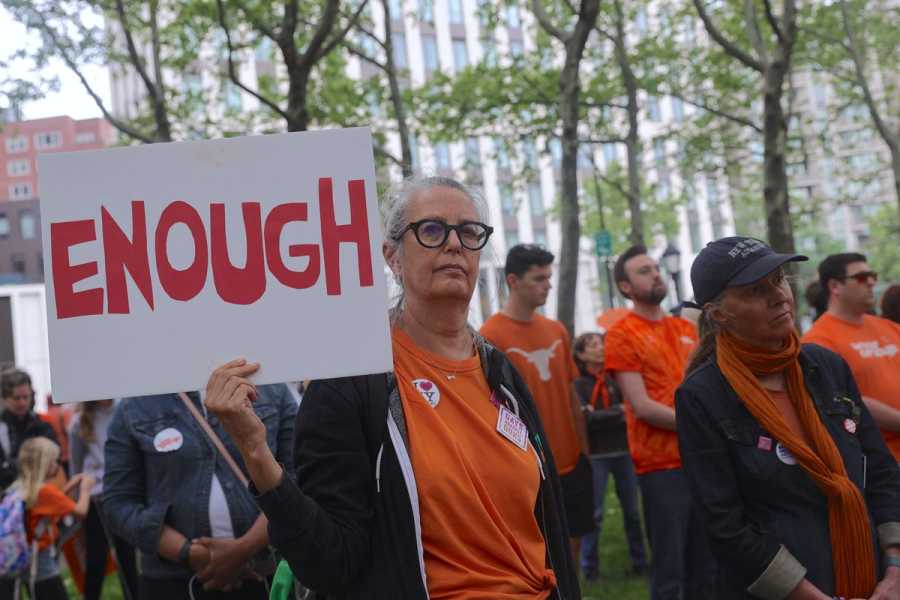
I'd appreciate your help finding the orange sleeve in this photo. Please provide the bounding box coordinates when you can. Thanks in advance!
[559,324,579,382]
[604,321,642,373]
[801,321,834,349]
[33,484,76,520]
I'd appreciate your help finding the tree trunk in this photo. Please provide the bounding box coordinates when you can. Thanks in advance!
[555,0,600,336]
[762,58,795,254]
[613,0,643,245]
[381,0,413,177]
[892,147,900,221]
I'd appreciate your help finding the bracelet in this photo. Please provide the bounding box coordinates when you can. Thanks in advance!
[177,539,193,568]
[886,555,900,569]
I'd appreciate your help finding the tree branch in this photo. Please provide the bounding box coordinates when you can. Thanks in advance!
[345,40,388,72]
[762,0,785,45]
[531,0,570,42]
[113,0,162,107]
[667,89,763,132]
[691,0,764,72]
[30,9,153,142]
[839,0,897,146]
[318,0,371,60]
[581,136,626,144]
[297,0,341,73]
[216,0,290,121]
[232,0,278,41]
[742,0,769,64]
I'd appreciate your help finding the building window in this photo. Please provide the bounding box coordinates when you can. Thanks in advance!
[409,134,420,171]
[506,4,521,28]
[635,7,648,35]
[509,39,524,56]
[452,39,469,70]
[254,38,273,61]
[421,34,439,74]
[603,142,617,167]
[0,214,9,238]
[653,137,666,167]
[34,131,62,150]
[500,185,515,216]
[549,138,562,167]
[495,138,511,170]
[706,176,724,239]
[646,95,661,121]
[11,254,25,275]
[534,229,547,247]
[75,131,97,144]
[671,97,684,122]
[418,0,434,23]
[464,137,481,167]
[434,142,451,170]
[505,228,519,248]
[393,32,408,69]
[448,0,464,24]
[223,81,243,111]
[19,209,36,240]
[6,159,30,177]
[481,37,498,66]
[687,197,702,253]
[5,135,27,154]
[9,183,33,200]
[528,181,544,216]
[389,0,402,18]
[523,139,538,169]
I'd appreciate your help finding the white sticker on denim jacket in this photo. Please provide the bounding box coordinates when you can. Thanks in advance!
[153,427,183,452]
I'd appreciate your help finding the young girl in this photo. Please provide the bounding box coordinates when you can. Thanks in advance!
[3,436,94,600]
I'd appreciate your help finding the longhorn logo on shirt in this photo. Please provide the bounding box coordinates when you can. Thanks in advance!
[412,379,441,407]
[507,340,562,382]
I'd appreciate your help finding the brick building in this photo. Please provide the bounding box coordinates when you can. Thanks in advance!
[0,116,115,281]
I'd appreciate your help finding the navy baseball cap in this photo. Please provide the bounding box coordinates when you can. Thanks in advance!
[688,237,807,306]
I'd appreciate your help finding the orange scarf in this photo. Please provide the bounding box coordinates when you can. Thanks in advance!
[716,330,876,597]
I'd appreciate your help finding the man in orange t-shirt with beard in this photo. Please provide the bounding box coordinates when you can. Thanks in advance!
[802,253,900,462]
[480,244,592,568]
[604,245,714,600]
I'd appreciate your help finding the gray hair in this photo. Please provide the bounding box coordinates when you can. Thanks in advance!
[382,175,491,316]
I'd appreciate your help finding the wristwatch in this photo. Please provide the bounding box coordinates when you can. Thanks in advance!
[177,539,193,568]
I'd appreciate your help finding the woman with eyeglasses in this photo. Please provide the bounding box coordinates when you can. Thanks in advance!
[676,237,900,600]
[203,176,579,599]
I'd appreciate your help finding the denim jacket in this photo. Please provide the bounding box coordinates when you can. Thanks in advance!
[103,385,297,580]
[676,344,900,599]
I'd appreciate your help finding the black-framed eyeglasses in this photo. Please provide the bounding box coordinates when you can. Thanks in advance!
[394,219,494,250]
[837,271,878,284]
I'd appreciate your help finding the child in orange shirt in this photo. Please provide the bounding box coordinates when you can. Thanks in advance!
[1,437,93,600]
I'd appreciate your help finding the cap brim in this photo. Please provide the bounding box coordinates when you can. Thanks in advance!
[729,253,808,287]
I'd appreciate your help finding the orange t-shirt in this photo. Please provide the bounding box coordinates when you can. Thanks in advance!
[393,328,556,600]
[604,312,697,474]
[802,313,900,459]
[27,483,76,551]
[480,313,581,475]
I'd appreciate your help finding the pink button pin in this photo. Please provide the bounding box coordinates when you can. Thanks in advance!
[844,419,857,434]
[757,436,773,451]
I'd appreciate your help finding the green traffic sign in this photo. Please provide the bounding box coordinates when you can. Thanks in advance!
[594,230,612,256]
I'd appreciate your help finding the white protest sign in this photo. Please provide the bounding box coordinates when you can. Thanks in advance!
[38,127,392,403]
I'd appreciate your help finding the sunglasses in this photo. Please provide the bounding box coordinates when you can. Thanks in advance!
[394,219,494,251]
[837,271,878,284]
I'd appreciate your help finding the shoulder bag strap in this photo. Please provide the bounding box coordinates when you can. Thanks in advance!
[177,392,249,488]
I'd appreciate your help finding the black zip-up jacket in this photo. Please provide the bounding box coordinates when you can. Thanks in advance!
[256,339,580,600]
[0,410,57,490]
[574,374,628,456]
[676,344,900,599]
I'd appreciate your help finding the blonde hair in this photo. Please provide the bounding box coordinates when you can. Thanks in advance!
[12,437,60,508]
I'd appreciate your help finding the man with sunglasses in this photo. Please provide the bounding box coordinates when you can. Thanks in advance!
[803,252,900,462]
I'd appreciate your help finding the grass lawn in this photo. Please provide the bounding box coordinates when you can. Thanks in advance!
[64,486,650,599]
[580,484,650,600]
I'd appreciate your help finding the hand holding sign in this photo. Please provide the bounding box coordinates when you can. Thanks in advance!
[204,359,265,458]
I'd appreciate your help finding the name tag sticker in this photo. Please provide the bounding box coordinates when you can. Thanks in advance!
[496,406,528,451]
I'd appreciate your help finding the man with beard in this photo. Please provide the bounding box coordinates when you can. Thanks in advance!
[802,253,900,463]
[480,244,593,568]
[604,245,713,600]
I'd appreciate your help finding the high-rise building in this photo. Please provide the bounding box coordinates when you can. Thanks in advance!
[0,116,116,281]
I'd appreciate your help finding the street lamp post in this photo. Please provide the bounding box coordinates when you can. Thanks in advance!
[661,242,683,304]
